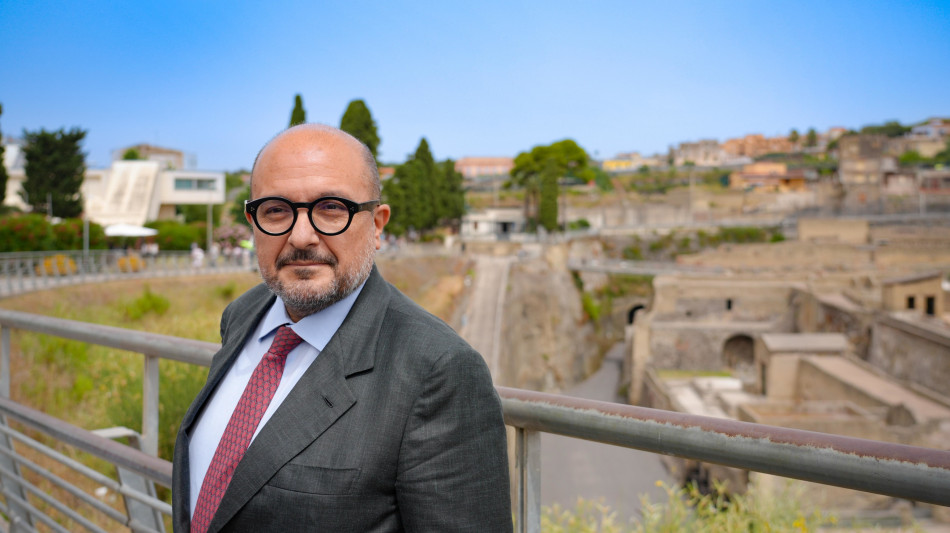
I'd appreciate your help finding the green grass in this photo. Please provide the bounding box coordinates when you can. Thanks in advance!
[1,273,262,461]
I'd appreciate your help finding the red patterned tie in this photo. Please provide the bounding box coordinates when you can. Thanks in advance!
[191,325,303,533]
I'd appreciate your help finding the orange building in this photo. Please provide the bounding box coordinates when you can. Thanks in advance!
[729,162,811,192]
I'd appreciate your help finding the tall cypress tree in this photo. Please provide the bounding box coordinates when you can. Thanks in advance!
[0,104,8,206]
[22,127,87,218]
[340,99,380,160]
[289,94,306,127]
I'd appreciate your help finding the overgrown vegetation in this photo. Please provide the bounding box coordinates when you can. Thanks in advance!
[542,480,835,532]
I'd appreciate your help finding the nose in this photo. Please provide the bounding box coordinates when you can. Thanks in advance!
[286,207,320,248]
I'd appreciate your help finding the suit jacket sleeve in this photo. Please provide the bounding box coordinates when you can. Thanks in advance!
[395,344,512,532]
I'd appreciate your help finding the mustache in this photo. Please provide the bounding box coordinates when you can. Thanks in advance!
[276,248,338,269]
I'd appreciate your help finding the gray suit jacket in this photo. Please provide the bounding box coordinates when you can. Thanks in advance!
[172,266,512,532]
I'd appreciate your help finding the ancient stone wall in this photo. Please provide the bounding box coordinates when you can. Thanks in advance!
[869,316,950,396]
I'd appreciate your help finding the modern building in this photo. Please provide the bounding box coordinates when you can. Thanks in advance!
[2,140,224,226]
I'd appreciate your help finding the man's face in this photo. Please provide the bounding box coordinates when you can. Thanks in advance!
[248,128,390,321]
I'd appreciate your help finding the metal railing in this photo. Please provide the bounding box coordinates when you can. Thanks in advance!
[0,308,948,532]
[0,250,254,299]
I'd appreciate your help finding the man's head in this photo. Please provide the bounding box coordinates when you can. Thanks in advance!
[248,124,390,321]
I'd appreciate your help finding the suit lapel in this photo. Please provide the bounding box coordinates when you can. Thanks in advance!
[181,285,276,435]
[209,267,392,532]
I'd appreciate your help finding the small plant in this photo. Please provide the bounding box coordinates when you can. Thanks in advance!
[125,285,170,320]
[214,281,238,300]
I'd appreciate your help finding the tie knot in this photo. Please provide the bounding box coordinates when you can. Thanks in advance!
[269,325,303,358]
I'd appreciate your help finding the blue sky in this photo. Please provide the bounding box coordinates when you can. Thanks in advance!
[2,1,948,170]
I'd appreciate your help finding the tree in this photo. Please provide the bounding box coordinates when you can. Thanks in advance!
[122,148,142,160]
[805,128,817,147]
[22,127,87,218]
[289,94,306,127]
[0,104,8,206]
[508,139,589,231]
[860,120,910,138]
[339,99,380,160]
[788,129,800,145]
[382,138,464,236]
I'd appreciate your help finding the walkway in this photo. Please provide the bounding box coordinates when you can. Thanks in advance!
[540,342,674,523]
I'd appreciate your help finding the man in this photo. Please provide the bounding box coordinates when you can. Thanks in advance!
[173,124,512,532]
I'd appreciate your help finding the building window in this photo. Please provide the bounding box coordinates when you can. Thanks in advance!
[926,296,936,316]
[175,178,216,191]
[726,298,733,311]
[907,296,915,310]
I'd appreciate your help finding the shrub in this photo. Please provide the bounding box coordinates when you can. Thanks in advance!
[118,254,145,272]
[0,214,55,251]
[51,218,107,250]
[581,292,601,321]
[622,246,643,260]
[35,254,77,276]
[125,285,170,320]
[145,220,206,251]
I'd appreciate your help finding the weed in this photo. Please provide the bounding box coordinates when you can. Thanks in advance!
[125,285,170,320]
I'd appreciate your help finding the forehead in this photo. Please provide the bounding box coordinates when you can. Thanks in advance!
[252,131,371,198]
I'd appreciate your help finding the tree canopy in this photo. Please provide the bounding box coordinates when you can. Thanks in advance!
[22,127,87,218]
[383,138,463,237]
[0,104,8,206]
[859,120,910,138]
[339,99,380,160]
[805,128,817,147]
[508,139,589,231]
[788,129,800,144]
[289,94,306,127]
[122,148,142,160]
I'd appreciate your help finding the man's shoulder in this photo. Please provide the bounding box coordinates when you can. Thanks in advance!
[231,282,273,308]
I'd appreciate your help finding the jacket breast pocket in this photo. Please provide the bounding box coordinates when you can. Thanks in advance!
[267,463,361,495]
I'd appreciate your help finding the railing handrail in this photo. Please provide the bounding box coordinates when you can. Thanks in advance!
[1,308,949,509]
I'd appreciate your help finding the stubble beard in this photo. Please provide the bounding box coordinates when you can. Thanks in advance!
[261,238,375,318]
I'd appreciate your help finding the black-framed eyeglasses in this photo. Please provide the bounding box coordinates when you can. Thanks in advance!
[245,196,380,236]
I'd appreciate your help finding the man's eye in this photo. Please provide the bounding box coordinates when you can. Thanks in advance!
[262,204,292,216]
[315,201,346,212]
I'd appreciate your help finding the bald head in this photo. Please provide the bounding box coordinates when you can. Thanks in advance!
[250,123,380,200]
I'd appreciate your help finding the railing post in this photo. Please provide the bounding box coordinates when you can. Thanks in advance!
[514,427,540,533]
[0,327,35,530]
[142,354,160,457]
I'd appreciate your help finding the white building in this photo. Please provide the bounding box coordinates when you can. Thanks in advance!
[2,140,224,226]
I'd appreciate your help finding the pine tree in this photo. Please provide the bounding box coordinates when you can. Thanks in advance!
[340,99,380,160]
[289,94,306,127]
[0,104,8,206]
[22,127,87,218]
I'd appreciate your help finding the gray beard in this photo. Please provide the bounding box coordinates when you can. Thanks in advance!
[262,245,374,318]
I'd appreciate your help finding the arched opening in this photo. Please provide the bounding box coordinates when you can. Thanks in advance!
[627,304,645,324]
[722,334,755,385]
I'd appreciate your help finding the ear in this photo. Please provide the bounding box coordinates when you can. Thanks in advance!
[373,204,391,250]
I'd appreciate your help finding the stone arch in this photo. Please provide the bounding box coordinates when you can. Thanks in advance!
[627,304,645,324]
[722,334,755,383]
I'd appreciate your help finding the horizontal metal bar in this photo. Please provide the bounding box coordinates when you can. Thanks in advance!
[0,397,172,488]
[0,423,172,518]
[3,487,72,533]
[0,440,131,525]
[0,308,216,366]
[0,463,110,533]
[497,386,950,506]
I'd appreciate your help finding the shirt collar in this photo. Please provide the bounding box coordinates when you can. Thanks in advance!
[258,280,366,351]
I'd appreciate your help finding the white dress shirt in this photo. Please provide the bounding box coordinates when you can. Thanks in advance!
[188,283,364,515]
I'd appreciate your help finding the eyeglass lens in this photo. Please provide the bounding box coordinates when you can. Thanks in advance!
[256,198,352,234]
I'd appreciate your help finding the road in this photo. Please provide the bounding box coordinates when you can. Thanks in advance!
[459,255,512,379]
[540,342,674,524]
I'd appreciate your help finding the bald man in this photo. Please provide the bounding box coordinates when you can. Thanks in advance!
[173,124,512,532]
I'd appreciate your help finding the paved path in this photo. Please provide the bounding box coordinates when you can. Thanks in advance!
[540,342,674,524]
[459,255,512,379]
